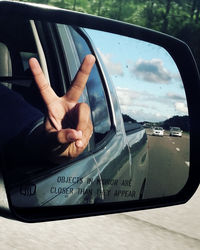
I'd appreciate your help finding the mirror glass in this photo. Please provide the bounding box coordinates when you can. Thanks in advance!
[86,29,190,199]
[0,17,189,208]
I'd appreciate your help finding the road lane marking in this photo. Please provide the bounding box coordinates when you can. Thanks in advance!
[185,161,190,167]
[172,142,175,144]
[176,147,180,152]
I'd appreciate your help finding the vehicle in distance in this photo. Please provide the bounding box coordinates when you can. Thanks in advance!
[152,127,164,136]
[170,127,183,137]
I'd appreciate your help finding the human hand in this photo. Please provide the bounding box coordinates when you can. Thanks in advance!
[29,54,95,160]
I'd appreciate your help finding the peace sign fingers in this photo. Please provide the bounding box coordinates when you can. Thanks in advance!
[29,58,58,106]
[64,54,96,103]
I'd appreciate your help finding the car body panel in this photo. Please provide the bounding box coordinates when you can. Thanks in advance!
[6,23,149,208]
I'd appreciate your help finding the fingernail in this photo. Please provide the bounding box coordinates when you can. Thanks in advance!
[29,58,39,69]
[77,130,82,137]
[76,140,83,148]
[88,55,96,64]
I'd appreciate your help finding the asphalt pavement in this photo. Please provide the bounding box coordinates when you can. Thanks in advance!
[144,131,190,199]
[0,186,199,250]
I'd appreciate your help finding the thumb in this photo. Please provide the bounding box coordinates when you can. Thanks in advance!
[57,129,83,146]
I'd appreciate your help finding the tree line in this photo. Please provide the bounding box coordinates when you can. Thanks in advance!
[124,113,189,132]
[162,115,189,132]
[20,0,200,71]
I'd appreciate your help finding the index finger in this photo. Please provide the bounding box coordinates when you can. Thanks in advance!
[29,58,58,105]
[64,54,96,103]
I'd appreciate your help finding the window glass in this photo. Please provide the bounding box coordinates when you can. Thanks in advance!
[20,52,38,72]
[69,27,112,144]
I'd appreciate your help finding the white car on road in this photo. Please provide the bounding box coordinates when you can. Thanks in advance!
[170,127,182,137]
[152,127,164,136]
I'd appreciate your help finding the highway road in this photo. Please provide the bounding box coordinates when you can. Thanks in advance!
[0,188,199,250]
[144,130,190,199]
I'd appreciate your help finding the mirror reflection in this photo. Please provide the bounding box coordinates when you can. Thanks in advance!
[0,17,189,208]
[86,29,190,199]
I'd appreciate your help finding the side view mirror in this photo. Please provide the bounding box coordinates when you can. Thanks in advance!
[0,1,199,222]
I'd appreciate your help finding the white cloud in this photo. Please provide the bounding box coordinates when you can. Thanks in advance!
[167,92,186,101]
[175,102,188,114]
[122,108,168,123]
[98,49,124,76]
[131,58,172,84]
[116,87,138,106]
[172,73,182,82]
[115,87,168,122]
[115,87,188,122]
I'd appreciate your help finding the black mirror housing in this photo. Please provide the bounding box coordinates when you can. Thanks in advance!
[0,1,199,222]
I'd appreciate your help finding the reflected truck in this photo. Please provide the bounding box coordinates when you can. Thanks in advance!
[0,16,149,208]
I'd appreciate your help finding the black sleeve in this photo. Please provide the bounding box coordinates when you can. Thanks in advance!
[0,83,44,150]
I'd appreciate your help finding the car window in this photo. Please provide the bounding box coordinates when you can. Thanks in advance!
[0,17,44,112]
[58,25,112,145]
[20,52,39,72]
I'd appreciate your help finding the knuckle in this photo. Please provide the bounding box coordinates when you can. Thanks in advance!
[39,82,49,92]
[80,66,89,76]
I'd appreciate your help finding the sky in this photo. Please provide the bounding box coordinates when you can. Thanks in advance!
[86,28,188,123]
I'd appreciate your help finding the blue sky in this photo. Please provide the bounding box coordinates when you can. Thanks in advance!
[86,28,188,123]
